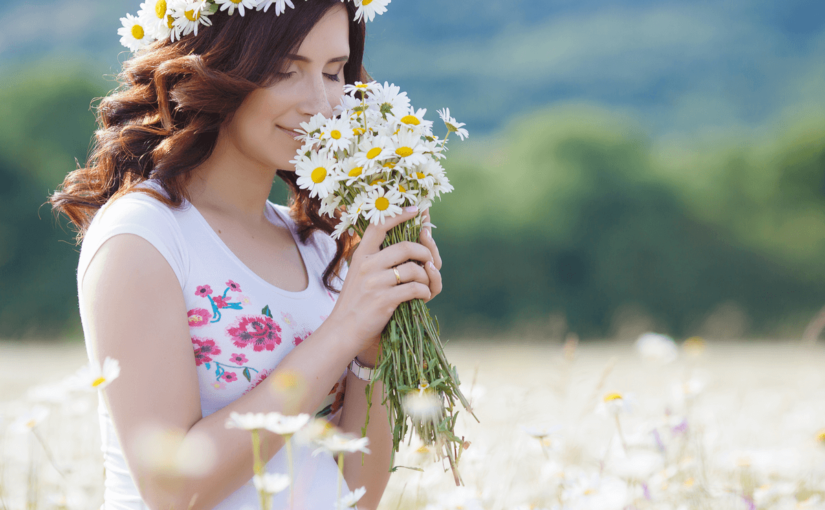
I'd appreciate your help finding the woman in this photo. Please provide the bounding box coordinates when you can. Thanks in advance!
[48,1,443,508]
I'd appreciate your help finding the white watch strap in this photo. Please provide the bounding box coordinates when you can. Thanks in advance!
[349,357,374,381]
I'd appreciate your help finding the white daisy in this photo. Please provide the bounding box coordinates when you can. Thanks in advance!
[409,163,436,190]
[367,81,410,118]
[351,135,392,170]
[436,107,469,141]
[362,186,403,225]
[225,411,268,430]
[393,179,419,205]
[68,356,121,392]
[170,0,213,41]
[332,214,353,240]
[390,128,429,167]
[345,192,369,224]
[264,412,310,436]
[334,94,364,119]
[336,159,367,187]
[353,0,391,23]
[139,0,174,41]
[256,0,296,15]
[431,174,454,198]
[295,112,327,146]
[321,116,355,153]
[319,192,343,218]
[293,151,338,199]
[10,406,50,434]
[402,389,442,423]
[338,486,367,508]
[390,107,433,133]
[253,472,290,494]
[312,432,371,456]
[343,81,376,96]
[118,13,154,52]
[215,0,258,16]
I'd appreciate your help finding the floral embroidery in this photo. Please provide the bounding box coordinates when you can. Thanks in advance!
[293,328,313,346]
[202,358,260,385]
[187,308,212,327]
[281,311,295,326]
[195,280,244,323]
[192,337,221,366]
[238,294,252,305]
[229,353,248,364]
[222,372,238,382]
[319,314,329,321]
[226,315,282,352]
[243,368,274,395]
[211,380,227,391]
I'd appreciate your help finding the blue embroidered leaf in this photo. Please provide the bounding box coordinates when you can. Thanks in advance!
[262,305,273,318]
[228,303,243,310]
[205,362,211,370]
[243,368,251,382]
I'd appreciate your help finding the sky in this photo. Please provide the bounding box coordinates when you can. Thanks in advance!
[1,0,824,136]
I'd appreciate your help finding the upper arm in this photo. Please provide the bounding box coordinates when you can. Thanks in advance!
[80,232,202,499]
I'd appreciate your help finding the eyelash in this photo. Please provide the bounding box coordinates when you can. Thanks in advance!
[280,72,341,82]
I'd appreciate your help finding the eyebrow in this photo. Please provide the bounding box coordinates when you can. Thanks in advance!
[286,54,349,64]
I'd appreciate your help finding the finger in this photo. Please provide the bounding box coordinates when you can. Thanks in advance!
[419,224,442,271]
[373,241,433,270]
[424,260,442,300]
[388,261,429,288]
[358,205,421,255]
[390,281,431,304]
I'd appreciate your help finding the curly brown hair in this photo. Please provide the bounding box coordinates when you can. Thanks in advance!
[49,0,369,294]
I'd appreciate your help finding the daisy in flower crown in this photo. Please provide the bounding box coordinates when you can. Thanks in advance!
[118,0,391,52]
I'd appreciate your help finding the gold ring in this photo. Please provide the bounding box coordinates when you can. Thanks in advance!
[392,266,401,285]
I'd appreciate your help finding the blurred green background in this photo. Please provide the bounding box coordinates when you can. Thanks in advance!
[2,0,825,340]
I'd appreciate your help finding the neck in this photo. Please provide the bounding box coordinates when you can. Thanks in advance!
[186,130,280,223]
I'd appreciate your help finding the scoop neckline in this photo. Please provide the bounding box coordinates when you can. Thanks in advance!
[185,199,315,300]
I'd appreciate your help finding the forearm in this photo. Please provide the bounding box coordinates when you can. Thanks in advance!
[137,317,362,510]
[337,346,394,510]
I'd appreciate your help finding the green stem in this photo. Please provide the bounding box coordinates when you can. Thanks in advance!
[336,452,345,510]
[251,430,268,510]
[286,435,294,510]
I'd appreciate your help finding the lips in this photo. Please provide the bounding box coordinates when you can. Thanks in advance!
[277,125,302,140]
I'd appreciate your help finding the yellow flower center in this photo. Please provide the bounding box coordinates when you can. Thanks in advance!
[366,147,382,159]
[185,9,200,21]
[330,130,341,140]
[188,315,202,324]
[817,429,825,443]
[416,171,425,179]
[400,115,420,125]
[603,392,623,402]
[131,24,145,39]
[382,162,396,169]
[155,0,167,18]
[683,478,694,488]
[348,166,363,177]
[311,167,327,183]
[92,376,107,388]
[356,83,370,89]
[26,419,36,428]
[231,0,242,3]
[375,197,389,211]
[370,178,386,185]
[399,184,406,192]
[395,147,413,158]
[353,127,365,136]
[166,14,175,29]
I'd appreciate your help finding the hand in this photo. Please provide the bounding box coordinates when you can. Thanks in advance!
[418,207,442,304]
[329,206,435,356]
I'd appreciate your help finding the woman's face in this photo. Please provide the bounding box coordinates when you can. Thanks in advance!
[221,4,349,172]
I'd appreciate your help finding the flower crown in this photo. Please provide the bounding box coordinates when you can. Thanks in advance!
[118,0,389,53]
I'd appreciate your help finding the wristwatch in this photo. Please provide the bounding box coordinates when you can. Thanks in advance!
[349,356,375,381]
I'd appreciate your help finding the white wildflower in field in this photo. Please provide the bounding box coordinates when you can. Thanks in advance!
[337,486,366,508]
[635,332,679,364]
[312,432,370,456]
[293,417,337,445]
[263,412,310,436]
[596,392,633,416]
[225,411,268,430]
[252,472,290,494]
[402,389,443,423]
[133,424,216,477]
[9,405,49,433]
[68,356,121,391]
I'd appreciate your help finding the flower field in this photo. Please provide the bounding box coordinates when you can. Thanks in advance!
[1,338,824,509]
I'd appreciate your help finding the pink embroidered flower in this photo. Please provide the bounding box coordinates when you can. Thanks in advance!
[238,294,251,305]
[281,311,294,326]
[212,295,229,308]
[192,337,221,366]
[211,380,226,390]
[226,280,243,292]
[222,372,238,383]
[319,314,329,321]
[226,316,282,352]
[195,285,213,297]
[229,353,248,364]
[187,308,212,327]
[293,329,313,346]
[243,369,273,395]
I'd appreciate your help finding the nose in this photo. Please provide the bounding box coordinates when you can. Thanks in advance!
[298,72,333,119]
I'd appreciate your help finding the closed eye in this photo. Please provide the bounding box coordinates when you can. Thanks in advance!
[277,72,341,82]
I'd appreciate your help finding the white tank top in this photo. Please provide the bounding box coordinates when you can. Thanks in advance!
[76,179,351,509]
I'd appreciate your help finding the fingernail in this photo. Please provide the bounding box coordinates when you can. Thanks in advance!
[423,229,430,238]
[427,261,437,271]
[405,205,418,213]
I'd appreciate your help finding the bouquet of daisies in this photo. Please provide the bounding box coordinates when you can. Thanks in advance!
[289,81,476,484]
